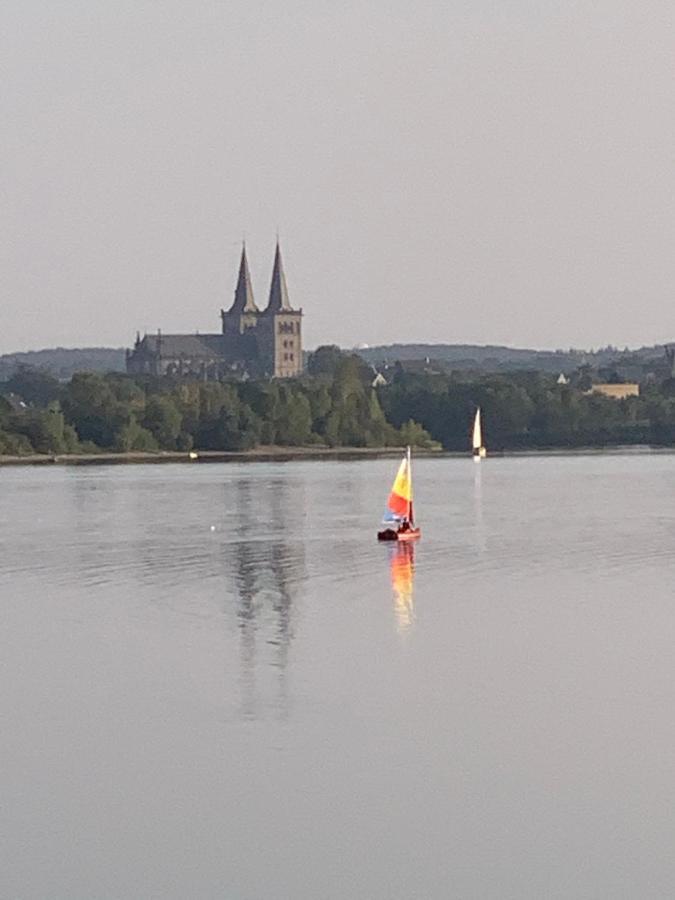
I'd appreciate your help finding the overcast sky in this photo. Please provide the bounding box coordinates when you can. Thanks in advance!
[2,0,674,354]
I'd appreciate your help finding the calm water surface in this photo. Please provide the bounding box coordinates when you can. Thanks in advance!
[3,456,675,899]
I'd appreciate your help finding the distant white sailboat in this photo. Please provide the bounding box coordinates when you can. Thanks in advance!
[472,408,487,461]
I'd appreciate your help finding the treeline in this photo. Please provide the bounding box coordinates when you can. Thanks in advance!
[0,354,434,456]
[5,348,675,457]
[380,369,675,449]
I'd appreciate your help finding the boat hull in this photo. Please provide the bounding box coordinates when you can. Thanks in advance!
[377,528,421,542]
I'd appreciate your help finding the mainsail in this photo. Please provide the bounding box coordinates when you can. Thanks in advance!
[383,448,414,524]
[472,408,486,459]
[472,408,482,451]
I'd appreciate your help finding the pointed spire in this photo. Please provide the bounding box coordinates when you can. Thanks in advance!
[229,243,258,313]
[265,241,292,312]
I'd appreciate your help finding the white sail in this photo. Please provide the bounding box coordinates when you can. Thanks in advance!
[472,408,482,450]
[472,408,486,459]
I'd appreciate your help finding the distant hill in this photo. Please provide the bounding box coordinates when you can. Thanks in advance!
[0,347,127,380]
[1,341,671,382]
[355,343,668,374]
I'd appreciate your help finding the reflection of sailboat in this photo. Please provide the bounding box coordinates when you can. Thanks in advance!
[473,463,487,552]
[377,447,421,541]
[472,407,487,461]
[390,542,415,632]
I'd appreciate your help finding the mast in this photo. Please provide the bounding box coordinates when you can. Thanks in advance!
[407,445,414,525]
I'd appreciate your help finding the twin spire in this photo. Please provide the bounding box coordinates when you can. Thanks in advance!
[231,243,257,313]
[229,241,292,314]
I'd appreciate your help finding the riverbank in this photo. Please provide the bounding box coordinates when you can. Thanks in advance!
[2,443,675,467]
[0,445,444,467]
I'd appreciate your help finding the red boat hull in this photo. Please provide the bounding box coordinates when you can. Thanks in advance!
[377,528,421,542]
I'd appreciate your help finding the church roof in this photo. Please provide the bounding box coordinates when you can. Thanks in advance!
[265,242,292,312]
[142,334,224,358]
[140,333,256,361]
[228,244,258,313]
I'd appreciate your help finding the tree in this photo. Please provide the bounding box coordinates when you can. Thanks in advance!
[307,345,345,377]
[114,418,158,452]
[306,383,331,436]
[275,389,312,445]
[7,366,61,407]
[11,404,79,454]
[0,430,33,455]
[398,419,437,448]
[143,395,182,449]
[61,373,122,447]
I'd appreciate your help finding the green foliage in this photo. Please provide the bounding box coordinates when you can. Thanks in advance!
[379,370,668,449]
[114,419,158,452]
[307,345,345,378]
[398,419,438,449]
[0,395,12,428]
[143,395,182,449]
[6,366,61,407]
[61,373,124,447]
[0,367,441,457]
[193,382,261,450]
[0,430,34,455]
[9,403,79,454]
[4,343,675,456]
[274,388,312,445]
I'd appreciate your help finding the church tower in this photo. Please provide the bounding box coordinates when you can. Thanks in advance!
[220,243,259,336]
[259,242,303,378]
[128,238,304,381]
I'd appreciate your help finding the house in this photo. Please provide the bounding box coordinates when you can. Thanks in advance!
[587,383,640,400]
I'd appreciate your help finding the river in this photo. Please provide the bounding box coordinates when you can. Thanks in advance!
[3,456,675,898]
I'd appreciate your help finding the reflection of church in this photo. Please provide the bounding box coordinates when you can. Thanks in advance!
[126,242,303,380]
[225,476,305,718]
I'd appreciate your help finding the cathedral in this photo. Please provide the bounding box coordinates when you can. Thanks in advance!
[126,242,303,379]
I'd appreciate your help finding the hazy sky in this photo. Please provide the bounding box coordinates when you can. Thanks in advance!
[2,0,674,354]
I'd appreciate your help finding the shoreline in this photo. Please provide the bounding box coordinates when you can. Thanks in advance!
[1,444,675,468]
[0,446,441,467]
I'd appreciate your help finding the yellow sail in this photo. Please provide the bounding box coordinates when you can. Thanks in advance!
[385,448,413,521]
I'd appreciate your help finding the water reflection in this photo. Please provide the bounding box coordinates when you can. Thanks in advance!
[226,476,305,719]
[389,542,415,633]
[473,464,487,552]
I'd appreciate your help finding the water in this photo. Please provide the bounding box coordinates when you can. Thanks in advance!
[3,455,675,899]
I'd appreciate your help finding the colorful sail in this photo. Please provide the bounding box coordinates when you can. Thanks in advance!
[383,449,413,523]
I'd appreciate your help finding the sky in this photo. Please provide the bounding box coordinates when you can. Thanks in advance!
[2,0,674,354]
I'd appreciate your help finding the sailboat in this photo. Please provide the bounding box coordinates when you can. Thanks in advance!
[472,407,487,461]
[377,447,421,541]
